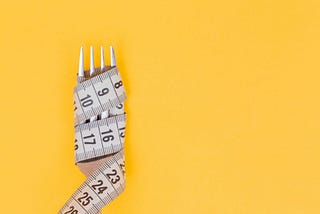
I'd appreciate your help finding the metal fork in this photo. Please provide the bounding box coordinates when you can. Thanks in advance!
[78,45,117,123]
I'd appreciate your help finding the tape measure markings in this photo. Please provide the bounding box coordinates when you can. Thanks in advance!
[77,67,112,84]
[74,93,126,126]
[74,67,120,92]
[75,114,125,163]
[69,195,88,213]
[77,126,88,160]
[75,91,87,123]
[60,150,125,214]
[100,94,126,111]
[105,69,124,106]
[96,120,106,156]
[107,114,125,154]
[90,81,103,107]
[113,157,126,191]
[98,162,125,196]
[83,179,105,204]
[77,184,101,213]
[106,69,121,104]
[74,67,126,126]
[75,145,123,163]
[75,114,126,132]
[97,168,120,197]
[75,84,103,120]
[62,63,127,213]
[77,76,85,83]
[88,76,114,108]
[109,103,124,117]
[75,114,125,147]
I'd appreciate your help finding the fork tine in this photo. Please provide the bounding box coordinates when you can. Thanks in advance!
[101,45,109,119]
[100,46,105,70]
[90,46,97,121]
[90,46,95,75]
[78,46,84,77]
[110,46,116,67]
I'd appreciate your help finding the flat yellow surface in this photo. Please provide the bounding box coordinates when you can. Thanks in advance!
[0,0,320,213]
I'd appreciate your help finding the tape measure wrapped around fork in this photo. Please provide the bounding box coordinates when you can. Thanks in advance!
[59,66,127,214]
[73,67,126,126]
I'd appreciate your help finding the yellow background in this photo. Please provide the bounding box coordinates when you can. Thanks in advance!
[0,0,319,213]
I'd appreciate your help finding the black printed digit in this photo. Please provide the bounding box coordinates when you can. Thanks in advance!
[77,192,93,206]
[73,100,77,111]
[101,129,114,142]
[64,206,78,214]
[116,103,123,109]
[83,133,96,144]
[91,179,108,194]
[98,88,109,96]
[119,127,125,138]
[106,169,121,184]
[74,139,78,150]
[80,94,93,107]
[120,162,125,174]
[114,81,123,89]
[77,192,88,202]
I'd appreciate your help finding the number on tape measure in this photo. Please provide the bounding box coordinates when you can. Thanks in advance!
[114,81,123,89]
[83,133,96,145]
[98,88,109,96]
[74,114,126,163]
[60,65,127,214]
[119,127,125,138]
[80,94,93,108]
[74,101,78,112]
[74,139,78,151]
[106,169,121,184]
[91,180,108,194]
[77,192,93,206]
[116,103,123,109]
[109,103,124,117]
[60,150,126,213]
[73,67,126,126]
[64,206,78,214]
[101,129,114,142]
[120,162,125,175]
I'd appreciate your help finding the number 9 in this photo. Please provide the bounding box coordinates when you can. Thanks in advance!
[98,88,109,96]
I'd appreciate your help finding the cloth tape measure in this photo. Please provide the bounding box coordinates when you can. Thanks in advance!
[59,66,127,214]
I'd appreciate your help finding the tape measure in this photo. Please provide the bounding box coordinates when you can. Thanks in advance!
[74,114,126,163]
[59,66,127,214]
[73,67,126,126]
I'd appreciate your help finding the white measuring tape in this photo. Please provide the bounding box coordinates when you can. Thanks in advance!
[74,114,126,163]
[59,66,127,214]
[73,67,126,126]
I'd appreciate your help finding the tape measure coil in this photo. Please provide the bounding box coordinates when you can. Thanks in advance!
[59,66,127,214]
